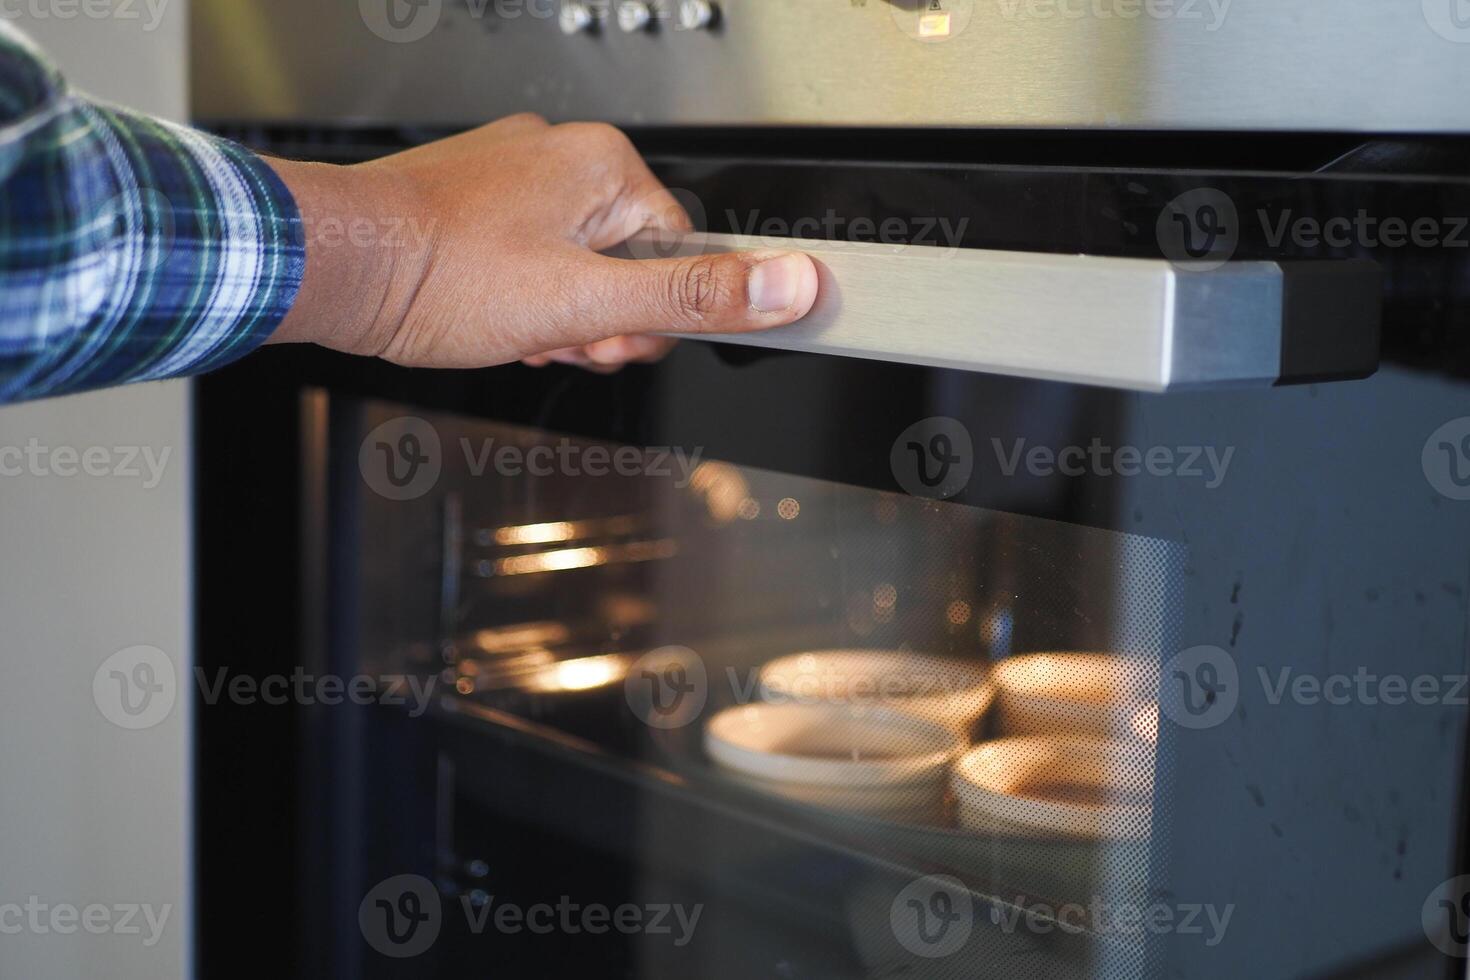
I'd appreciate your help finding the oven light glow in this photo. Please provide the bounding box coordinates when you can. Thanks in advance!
[470,622,570,652]
[918,12,952,37]
[491,539,678,577]
[527,654,630,693]
[495,521,577,546]
[499,546,607,575]
[690,461,752,524]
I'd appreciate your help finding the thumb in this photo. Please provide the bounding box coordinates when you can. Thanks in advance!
[578,249,820,339]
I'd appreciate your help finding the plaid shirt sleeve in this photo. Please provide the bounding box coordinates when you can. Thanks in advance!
[0,21,305,404]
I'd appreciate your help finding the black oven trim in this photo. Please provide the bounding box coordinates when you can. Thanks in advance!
[190,128,1470,978]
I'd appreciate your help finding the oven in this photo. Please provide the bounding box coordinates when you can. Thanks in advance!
[190,3,1470,978]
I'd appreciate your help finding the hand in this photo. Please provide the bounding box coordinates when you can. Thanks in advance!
[265,115,819,371]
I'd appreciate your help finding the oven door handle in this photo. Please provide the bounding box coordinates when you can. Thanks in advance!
[610,232,1381,392]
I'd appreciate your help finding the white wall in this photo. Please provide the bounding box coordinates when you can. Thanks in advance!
[0,5,193,979]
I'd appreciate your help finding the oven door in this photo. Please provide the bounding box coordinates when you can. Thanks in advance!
[194,149,1470,980]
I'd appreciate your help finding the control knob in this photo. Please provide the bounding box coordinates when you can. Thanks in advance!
[559,1,597,34]
[676,0,717,30]
[616,1,653,32]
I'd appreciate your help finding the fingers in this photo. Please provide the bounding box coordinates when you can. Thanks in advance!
[584,335,677,364]
[605,154,695,240]
[533,121,691,247]
[540,126,817,334]
[595,181,693,250]
[572,249,820,340]
[483,111,552,141]
[522,335,676,371]
[527,122,818,360]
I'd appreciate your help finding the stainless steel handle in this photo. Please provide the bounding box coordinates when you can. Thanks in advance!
[615,232,1380,393]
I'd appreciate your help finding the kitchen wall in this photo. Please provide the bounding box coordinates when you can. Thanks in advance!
[0,4,193,979]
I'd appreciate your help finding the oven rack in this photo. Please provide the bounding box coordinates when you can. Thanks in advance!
[432,693,1155,973]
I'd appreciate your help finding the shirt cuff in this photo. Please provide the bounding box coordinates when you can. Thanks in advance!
[1,98,306,401]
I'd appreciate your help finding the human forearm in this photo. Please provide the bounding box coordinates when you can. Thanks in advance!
[0,22,304,404]
[1,11,816,403]
[261,158,429,360]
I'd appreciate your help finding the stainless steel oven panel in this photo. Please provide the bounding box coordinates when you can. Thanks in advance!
[192,0,1470,132]
[616,233,1379,392]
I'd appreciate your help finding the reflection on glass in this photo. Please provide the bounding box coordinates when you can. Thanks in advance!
[521,654,631,694]
[359,408,1183,977]
[489,539,678,577]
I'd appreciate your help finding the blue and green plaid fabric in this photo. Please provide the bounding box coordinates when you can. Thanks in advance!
[0,21,304,404]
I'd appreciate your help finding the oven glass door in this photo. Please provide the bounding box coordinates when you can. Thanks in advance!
[284,345,1467,980]
[195,148,1470,980]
